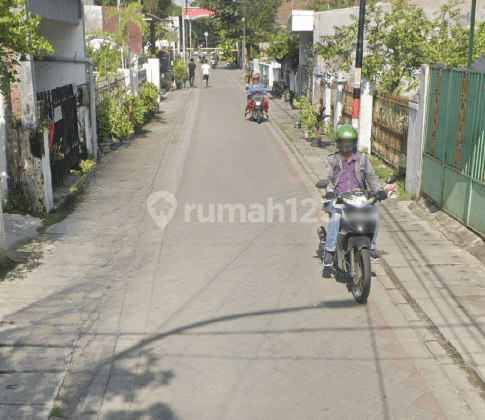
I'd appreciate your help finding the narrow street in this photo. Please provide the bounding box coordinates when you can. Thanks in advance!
[0,68,484,420]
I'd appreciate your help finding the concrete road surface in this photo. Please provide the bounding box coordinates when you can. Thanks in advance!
[0,69,483,419]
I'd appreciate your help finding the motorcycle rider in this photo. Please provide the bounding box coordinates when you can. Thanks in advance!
[321,124,387,266]
[244,73,269,120]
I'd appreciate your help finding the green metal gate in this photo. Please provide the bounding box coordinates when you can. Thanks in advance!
[422,65,485,237]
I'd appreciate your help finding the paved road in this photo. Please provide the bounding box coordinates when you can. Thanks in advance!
[0,69,482,419]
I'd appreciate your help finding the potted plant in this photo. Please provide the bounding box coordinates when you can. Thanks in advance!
[294,96,316,140]
[311,103,330,147]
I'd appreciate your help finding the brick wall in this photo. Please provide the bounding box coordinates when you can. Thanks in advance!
[102,6,143,56]
[9,84,22,122]
[277,0,312,26]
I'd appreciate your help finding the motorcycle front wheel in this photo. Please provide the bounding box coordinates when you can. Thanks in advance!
[352,248,371,304]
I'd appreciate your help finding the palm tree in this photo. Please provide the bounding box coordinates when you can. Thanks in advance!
[108,3,148,93]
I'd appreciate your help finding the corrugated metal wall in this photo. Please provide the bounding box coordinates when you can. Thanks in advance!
[422,65,485,237]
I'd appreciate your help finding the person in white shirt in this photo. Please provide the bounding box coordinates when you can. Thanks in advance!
[201,59,211,88]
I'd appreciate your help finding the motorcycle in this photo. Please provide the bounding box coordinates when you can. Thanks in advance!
[211,58,217,68]
[249,90,266,124]
[316,176,398,303]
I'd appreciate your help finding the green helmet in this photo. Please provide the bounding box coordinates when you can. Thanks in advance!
[335,124,358,153]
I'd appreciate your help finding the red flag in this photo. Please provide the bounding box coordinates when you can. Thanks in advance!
[48,122,54,150]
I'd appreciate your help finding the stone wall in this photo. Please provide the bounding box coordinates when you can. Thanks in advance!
[4,60,48,212]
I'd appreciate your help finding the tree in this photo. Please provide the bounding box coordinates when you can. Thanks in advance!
[266,30,299,66]
[0,0,55,94]
[86,32,123,78]
[191,16,223,49]
[194,0,280,51]
[107,2,148,63]
[108,3,148,92]
[314,0,473,93]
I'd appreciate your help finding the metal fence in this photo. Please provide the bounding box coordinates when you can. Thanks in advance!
[137,68,147,92]
[37,84,80,186]
[422,65,485,237]
[371,91,409,171]
[95,69,149,104]
[95,75,126,104]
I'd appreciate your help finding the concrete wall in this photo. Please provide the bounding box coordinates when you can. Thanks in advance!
[83,4,103,33]
[34,19,88,93]
[28,0,81,25]
[405,65,430,197]
[299,32,313,67]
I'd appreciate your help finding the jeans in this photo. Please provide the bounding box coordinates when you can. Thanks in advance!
[324,201,379,252]
[189,75,195,87]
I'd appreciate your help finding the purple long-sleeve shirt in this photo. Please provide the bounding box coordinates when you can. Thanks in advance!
[334,154,361,193]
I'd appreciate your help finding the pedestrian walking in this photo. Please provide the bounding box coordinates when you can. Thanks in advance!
[201,59,211,88]
[187,58,196,87]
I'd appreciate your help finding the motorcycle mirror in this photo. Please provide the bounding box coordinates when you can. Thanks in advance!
[315,180,328,189]
[386,175,399,184]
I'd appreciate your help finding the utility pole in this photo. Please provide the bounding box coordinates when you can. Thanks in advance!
[186,0,190,58]
[467,0,477,70]
[182,0,186,68]
[351,0,366,131]
[243,0,246,79]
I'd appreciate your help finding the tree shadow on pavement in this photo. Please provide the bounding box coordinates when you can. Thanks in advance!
[0,280,353,419]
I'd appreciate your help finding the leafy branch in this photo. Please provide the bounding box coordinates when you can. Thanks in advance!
[0,0,55,94]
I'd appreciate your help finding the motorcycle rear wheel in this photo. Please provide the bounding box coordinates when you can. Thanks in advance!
[352,248,371,304]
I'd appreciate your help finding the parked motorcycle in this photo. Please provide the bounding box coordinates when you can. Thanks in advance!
[249,90,266,124]
[316,176,398,303]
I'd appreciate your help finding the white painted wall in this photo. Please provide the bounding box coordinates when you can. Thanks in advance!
[34,19,88,93]
[289,10,314,32]
[42,130,54,213]
[358,78,375,153]
[145,59,161,91]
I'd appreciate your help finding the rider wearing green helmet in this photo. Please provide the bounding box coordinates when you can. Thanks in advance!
[320,124,385,265]
[334,124,358,153]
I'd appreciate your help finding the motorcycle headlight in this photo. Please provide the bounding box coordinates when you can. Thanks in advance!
[255,101,262,106]
[343,196,367,207]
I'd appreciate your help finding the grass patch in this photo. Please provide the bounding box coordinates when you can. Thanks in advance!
[369,153,414,200]
[296,146,302,155]
[3,190,35,215]
[0,258,19,282]
[277,122,295,142]
[50,402,63,418]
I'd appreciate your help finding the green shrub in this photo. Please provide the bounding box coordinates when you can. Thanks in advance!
[4,191,35,214]
[97,89,133,141]
[125,94,145,126]
[173,58,185,85]
[79,159,96,173]
[141,83,159,112]
[294,96,317,137]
